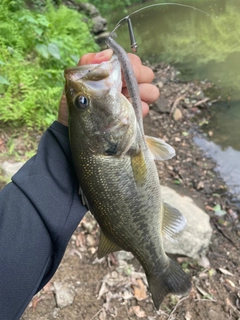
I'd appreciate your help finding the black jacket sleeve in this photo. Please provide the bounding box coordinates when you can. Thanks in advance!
[0,121,87,320]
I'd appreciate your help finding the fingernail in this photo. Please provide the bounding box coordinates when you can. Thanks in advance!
[93,49,113,63]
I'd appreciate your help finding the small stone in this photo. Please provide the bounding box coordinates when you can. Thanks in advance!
[157,81,164,88]
[173,108,182,121]
[86,234,96,247]
[152,96,169,113]
[115,251,134,261]
[53,282,75,309]
[82,221,95,233]
[197,181,204,190]
[198,255,211,268]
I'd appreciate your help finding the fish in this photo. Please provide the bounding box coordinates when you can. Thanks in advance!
[64,53,192,309]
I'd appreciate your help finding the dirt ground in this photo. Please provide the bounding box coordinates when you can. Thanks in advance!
[1,62,239,320]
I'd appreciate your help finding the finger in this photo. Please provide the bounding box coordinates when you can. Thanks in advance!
[122,54,155,85]
[138,83,160,103]
[122,83,160,104]
[141,101,149,117]
[78,49,113,66]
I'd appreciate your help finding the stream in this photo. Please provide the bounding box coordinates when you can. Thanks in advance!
[108,0,240,197]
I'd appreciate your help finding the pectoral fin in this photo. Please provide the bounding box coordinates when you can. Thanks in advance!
[98,230,122,259]
[79,185,89,209]
[145,135,175,161]
[162,202,187,240]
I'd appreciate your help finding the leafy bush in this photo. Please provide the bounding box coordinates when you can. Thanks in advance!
[0,0,98,129]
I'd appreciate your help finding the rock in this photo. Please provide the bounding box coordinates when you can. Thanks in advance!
[79,2,100,16]
[53,282,75,309]
[152,96,169,113]
[95,31,110,49]
[162,186,212,260]
[78,2,107,34]
[173,107,183,121]
[86,234,96,247]
[1,161,24,178]
[92,16,107,34]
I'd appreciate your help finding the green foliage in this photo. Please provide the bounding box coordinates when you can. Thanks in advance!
[0,0,98,129]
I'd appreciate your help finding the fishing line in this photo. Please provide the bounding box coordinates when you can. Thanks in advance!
[109,2,210,52]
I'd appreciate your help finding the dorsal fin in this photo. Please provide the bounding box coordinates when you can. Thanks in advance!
[145,135,175,161]
[162,202,186,240]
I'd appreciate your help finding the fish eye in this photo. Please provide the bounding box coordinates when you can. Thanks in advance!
[74,95,89,110]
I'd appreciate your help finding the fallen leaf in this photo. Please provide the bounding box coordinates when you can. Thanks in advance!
[132,279,147,301]
[218,268,233,276]
[130,306,146,318]
[122,289,133,300]
[97,281,108,299]
[185,311,192,320]
[99,309,107,320]
[43,281,53,293]
[197,181,204,190]
[205,205,215,211]
[31,295,44,309]
[196,286,216,301]
[225,279,237,289]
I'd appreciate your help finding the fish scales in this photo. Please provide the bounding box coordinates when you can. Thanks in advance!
[64,53,191,309]
[75,148,163,273]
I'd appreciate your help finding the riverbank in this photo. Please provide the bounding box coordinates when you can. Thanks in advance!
[148,61,240,218]
[1,61,239,319]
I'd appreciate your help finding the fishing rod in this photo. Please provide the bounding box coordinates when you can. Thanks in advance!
[109,2,210,52]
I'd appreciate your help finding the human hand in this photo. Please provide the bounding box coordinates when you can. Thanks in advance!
[58,49,159,126]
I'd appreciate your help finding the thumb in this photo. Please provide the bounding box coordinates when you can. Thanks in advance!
[78,49,113,66]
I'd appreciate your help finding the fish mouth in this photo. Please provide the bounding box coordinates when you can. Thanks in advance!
[64,55,121,86]
[64,55,122,97]
[64,64,110,82]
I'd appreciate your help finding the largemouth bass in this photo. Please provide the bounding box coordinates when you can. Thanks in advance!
[64,54,191,309]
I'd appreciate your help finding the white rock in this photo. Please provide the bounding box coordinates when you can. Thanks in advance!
[1,161,24,178]
[162,186,212,260]
[53,282,75,309]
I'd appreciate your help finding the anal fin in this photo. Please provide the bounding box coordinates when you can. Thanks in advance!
[98,230,122,259]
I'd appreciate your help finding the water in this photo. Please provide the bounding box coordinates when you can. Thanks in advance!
[194,136,240,197]
[108,0,240,196]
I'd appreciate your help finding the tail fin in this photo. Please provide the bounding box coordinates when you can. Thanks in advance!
[147,258,192,309]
